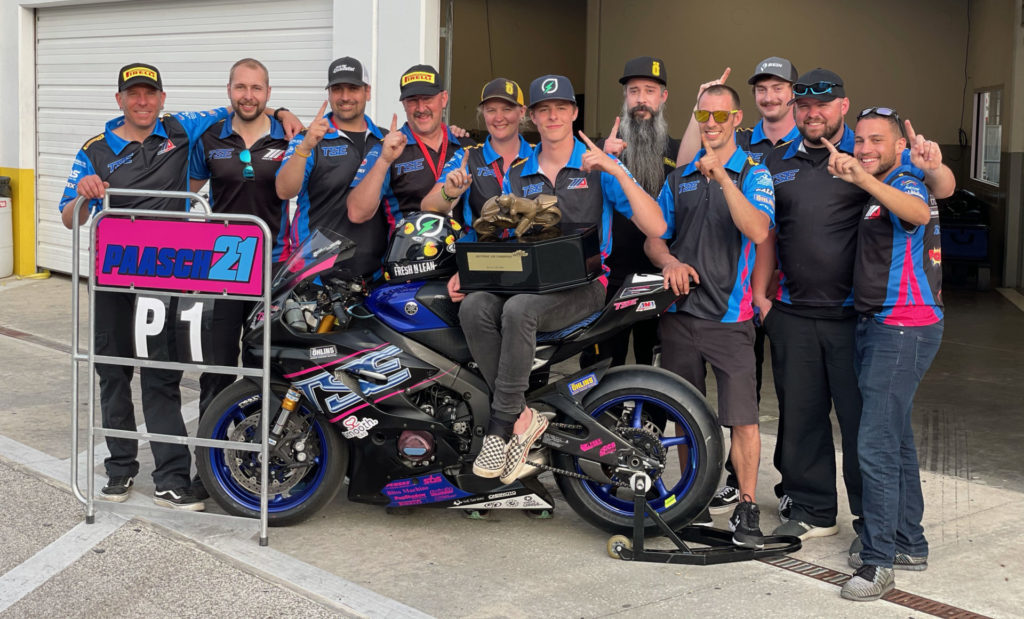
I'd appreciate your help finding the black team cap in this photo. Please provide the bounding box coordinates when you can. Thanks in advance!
[619,56,667,86]
[327,57,369,88]
[400,64,443,100]
[480,78,525,106]
[748,56,798,85]
[792,68,846,102]
[118,63,162,91]
[528,75,576,107]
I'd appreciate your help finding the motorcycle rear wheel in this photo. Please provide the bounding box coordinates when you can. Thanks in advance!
[196,380,347,526]
[554,375,722,536]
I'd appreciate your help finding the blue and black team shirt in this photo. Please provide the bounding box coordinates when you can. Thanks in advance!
[735,120,801,164]
[657,147,775,322]
[764,125,867,319]
[190,114,289,260]
[59,109,229,214]
[436,134,533,240]
[277,114,386,277]
[854,165,943,326]
[502,138,642,288]
[353,123,475,230]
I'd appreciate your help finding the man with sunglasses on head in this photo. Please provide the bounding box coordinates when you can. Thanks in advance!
[347,64,474,229]
[59,62,300,511]
[188,58,293,499]
[276,57,387,274]
[821,108,943,602]
[755,69,954,546]
[646,84,774,547]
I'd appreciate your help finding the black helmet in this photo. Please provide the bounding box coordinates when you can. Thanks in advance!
[383,212,463,283]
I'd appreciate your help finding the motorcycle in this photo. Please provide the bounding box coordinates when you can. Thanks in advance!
[196,225,724,536]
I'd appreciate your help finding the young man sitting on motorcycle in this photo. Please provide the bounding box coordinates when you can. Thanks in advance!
[446,75,667,484]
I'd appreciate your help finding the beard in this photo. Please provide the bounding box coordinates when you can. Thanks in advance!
[618,100,670,196]
[231,99,266,122]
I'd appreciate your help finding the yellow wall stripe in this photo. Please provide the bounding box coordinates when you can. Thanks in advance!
[0,167,37,276]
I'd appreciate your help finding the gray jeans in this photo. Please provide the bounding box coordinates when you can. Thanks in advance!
[459,279,606,433]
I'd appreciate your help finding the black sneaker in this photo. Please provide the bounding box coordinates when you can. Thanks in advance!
[100,476,134,502]
[709,485,739,514]
[729,497,765,549]
[190,475,209,501]
[153,487,205,511]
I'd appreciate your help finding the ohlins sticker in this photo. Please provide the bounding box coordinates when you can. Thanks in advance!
[95,218,265,295]
[568,373,598,395]
[308,345,337,360]
[295,344,411,416]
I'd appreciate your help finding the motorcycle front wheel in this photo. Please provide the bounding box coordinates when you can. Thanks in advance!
[196,380,347,526]
[553,369,723,536]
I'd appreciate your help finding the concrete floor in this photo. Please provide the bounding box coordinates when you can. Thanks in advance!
[0,274,1022,617]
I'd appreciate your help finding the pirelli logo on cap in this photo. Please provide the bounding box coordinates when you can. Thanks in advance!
[123,66,158,82]
[402,71,436,86]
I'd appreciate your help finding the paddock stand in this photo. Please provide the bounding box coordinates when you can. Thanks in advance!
[606,473,802,564]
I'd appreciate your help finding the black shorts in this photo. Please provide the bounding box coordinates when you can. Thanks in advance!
[658,312,758,427]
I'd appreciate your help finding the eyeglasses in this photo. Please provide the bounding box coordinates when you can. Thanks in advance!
[239,149,254,181]
[792,81,839,96]
[693,109,740,123]
[858,106,899,120]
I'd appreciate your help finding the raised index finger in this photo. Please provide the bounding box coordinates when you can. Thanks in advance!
[821,138,840,154]
[609,116,620,141]
[315,100,328,121]
[577,130,599,151]
[904,119,918,143]
[719,67,731,84]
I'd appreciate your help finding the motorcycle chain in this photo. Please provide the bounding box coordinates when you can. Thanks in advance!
[525,426,664,489]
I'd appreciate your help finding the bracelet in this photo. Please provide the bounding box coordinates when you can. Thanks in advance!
[440,185,457,202]
[293,148,312,159]
[273,107,289,121]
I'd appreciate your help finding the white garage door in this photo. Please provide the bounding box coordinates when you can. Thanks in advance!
[35,0,333,274]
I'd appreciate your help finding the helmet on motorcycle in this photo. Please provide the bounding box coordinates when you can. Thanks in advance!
[383,212,463,283]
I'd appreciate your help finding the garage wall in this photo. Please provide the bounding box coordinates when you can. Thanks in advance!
[34,0,334,273]
[585,0,969,144]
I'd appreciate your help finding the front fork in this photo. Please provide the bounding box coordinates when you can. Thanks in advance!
[266,386,311,464]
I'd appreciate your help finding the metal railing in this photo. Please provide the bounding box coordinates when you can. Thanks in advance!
[69,188,274,545]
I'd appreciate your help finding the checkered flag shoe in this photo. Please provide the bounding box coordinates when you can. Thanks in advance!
[499,410,549,484]
[472,434,509,478]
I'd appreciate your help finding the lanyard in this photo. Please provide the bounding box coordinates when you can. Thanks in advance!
[490,159,504,181]
[411,126,449,181]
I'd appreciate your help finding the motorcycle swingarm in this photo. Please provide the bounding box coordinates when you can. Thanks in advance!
[533,367,659,470]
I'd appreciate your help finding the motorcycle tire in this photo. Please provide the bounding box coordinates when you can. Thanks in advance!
[553,366,723,536]
[196,380,348,526]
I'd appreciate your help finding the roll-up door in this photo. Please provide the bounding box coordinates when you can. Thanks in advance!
[35,0,332,273]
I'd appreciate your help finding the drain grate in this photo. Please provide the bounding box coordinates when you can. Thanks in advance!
[758,556,992,618]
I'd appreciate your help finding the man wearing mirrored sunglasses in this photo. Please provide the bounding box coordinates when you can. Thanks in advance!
[646,84,774,548]
[755,69,954,546]
[188,59,295,500]
[820,108,943,602]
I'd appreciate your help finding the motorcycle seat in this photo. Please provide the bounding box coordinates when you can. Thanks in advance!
[536,310,603,344]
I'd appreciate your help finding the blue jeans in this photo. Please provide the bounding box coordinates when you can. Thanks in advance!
[855,316,943,567]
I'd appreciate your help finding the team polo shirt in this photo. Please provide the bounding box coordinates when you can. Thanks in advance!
[763,125,866,319]
[735,120,801,164]
[502,138,640,287]
[657,147,775,322]
[854,165,943,326]
[436,134,533,238]
[354,123,474,229]
[59,109,229,214]
[601,136,681,285]
[278,114,386,276]
[190,114,289,260]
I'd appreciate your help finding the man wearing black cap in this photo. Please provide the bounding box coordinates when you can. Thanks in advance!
[276,56,388,276]
[449,74,667,484]
[58,63,297,510]
[579,56,678,371]
[347,64,474,229]
[420,77,532,232]
[755,68,954,542]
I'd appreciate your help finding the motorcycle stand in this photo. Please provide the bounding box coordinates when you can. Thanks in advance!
[607,473,802,565]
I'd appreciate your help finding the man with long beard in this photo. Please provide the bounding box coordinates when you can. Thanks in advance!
[582,56,679,370]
